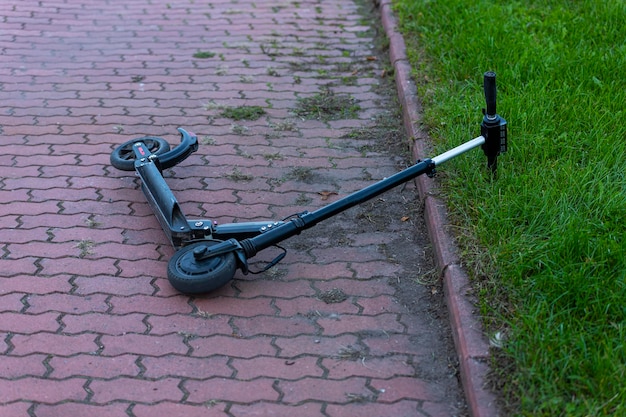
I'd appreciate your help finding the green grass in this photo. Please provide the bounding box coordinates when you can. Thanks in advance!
[192,51,216,59]
[220,105,266,121]
[394,1,626,415]
[295,87,361,121]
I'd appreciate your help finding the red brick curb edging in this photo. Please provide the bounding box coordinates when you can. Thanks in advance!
[378,2,501,416]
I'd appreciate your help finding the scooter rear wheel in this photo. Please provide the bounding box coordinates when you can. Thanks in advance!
[110,137,171,171]
[167,240,237,294]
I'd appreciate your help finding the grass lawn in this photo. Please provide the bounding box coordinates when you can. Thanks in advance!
[393,0,626,415]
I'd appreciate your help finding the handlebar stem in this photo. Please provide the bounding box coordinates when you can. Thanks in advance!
[480,71,508,173]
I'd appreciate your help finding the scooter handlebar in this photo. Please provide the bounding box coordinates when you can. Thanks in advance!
[480,71,507,173]
[484,71,497,118]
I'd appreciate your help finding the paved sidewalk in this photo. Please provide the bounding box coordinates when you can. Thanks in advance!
[1,1,467,416]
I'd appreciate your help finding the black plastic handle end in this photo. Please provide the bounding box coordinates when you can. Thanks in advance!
[484,71,497,118]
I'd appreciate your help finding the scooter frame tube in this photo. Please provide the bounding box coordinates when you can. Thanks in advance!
[203,136,489,265]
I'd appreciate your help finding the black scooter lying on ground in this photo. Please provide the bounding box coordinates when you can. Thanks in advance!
[110,72,507,294]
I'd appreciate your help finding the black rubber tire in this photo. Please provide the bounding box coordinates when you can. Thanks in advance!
[167,241,238,294]
[110,136,171,171]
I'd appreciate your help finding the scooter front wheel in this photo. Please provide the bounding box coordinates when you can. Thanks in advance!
[110,136,171,171]
[167,241,237,294]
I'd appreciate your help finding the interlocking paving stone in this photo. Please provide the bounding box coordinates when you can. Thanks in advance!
[0,0,469,415]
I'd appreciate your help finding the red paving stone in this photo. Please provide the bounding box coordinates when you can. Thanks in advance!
[0,1,473,416]
[185,377,280,404]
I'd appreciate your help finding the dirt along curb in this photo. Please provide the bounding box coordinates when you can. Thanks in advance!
[378,1,501,416]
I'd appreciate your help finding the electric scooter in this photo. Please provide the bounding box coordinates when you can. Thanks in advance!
[110,72,507,294]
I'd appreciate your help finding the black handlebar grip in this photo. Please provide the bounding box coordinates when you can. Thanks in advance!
[484,71,497,118]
